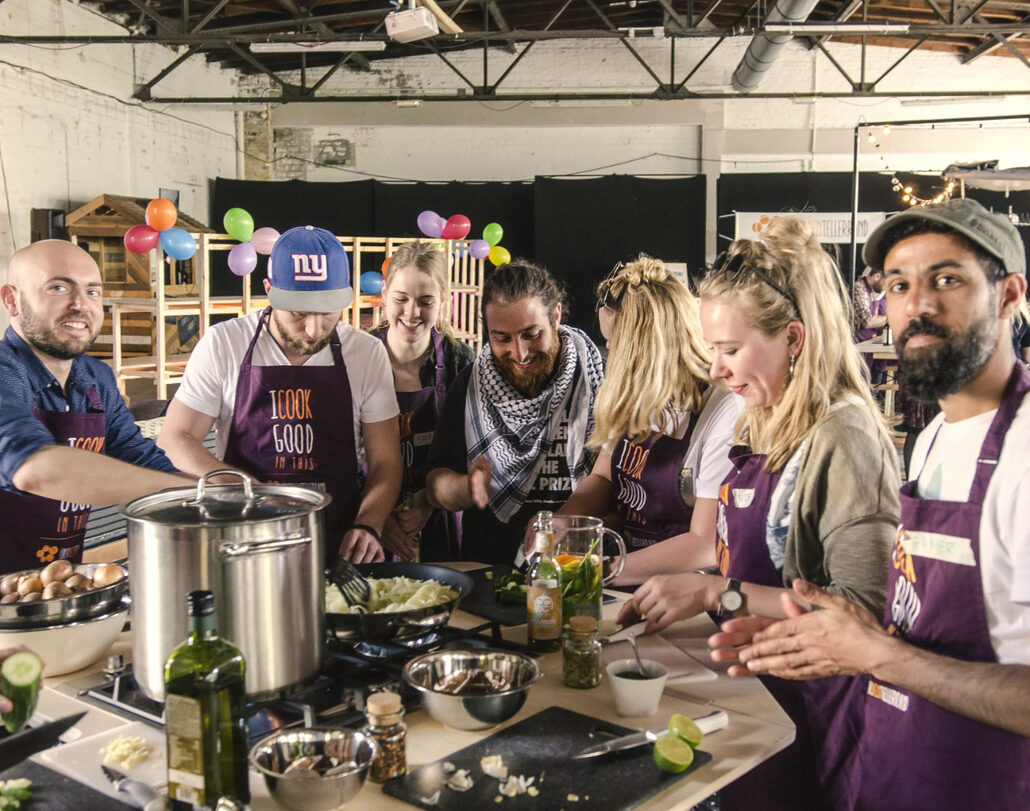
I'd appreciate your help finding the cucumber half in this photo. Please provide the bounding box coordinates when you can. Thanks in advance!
[0,651,42,734]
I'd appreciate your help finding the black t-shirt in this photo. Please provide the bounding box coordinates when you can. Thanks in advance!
[426,365,577,565]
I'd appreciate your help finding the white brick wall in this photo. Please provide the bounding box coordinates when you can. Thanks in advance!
[0,0,240,303]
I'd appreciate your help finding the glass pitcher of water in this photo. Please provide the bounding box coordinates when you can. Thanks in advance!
[551,515,627,626]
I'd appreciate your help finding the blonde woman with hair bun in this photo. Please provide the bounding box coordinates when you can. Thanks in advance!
[617,219,900,810]
[549,257,742,581]
[370,241,474,561]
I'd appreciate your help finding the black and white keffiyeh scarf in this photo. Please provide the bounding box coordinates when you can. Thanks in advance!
[465,325,605,522]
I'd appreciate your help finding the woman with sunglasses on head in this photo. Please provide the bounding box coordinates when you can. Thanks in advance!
[549,257,742,579]
[617,219,899,810]
[370,241,474,561]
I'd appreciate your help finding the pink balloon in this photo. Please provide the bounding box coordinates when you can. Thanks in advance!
[468,239,490,260]
[227,242,258,276]
[250,226,280,255]
[442,214,471,240]
[123,224,160,254]
[417,210,444,238]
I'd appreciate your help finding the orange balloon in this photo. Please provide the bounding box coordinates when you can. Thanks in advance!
[381,256,390,274]
[145,198,178,232]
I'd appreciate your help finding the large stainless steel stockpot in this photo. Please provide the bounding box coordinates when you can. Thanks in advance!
[121,470,329,701]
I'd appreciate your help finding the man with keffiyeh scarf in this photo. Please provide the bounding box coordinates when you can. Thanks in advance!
[426,261,605,565]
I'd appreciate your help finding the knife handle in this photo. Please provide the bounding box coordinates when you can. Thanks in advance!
[693,710,729,735]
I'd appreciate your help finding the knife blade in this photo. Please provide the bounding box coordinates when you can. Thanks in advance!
[0,711,86,772]
[572,709,729,760]
[102,764,160,809]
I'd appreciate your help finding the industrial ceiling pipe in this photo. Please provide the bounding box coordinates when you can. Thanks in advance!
[732,0,820,93]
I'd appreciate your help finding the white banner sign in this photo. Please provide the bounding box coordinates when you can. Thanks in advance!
[735,212,887,244]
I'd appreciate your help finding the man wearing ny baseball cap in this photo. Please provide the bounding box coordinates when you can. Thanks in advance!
[159,226,401,563]
[710,198,1030,808]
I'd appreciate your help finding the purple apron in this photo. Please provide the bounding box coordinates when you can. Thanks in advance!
[382,328,459,560]
[224,308,359,555]
[0,386,106,571]
[611,409,700,548]
[854,362,1030,809]
[716,445,857,811]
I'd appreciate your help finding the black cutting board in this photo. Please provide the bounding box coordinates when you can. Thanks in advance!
[382,706,712,810]
[460,566,617,627]
[459,566,527,626]
[0,760,134,810]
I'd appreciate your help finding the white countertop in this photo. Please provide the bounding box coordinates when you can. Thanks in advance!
[34,572,794,810]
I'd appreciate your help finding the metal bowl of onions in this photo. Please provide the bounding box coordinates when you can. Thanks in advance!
[402,649,540,731]
[0,562,128,629]
[248,728,377,810]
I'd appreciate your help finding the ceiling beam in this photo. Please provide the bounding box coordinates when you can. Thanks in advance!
[133,43,204,99]
[485,1,517,54]
[191,0,229,34]
[123,0,181,36]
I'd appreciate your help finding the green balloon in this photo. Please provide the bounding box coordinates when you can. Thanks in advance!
[223,207,255,242]
[483,222,503,246]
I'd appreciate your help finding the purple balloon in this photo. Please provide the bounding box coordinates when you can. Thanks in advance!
[468,239,490,260]
[417,210,444,238]
[228,242,258,276]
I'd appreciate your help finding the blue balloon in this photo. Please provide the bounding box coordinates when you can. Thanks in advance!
[360,271,384,295]
[159,227,197,260]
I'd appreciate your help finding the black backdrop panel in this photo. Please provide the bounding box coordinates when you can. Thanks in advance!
[533,176,706,340]
[210,178,375,296]
[718,172,1030,283]
[372,182,535,262]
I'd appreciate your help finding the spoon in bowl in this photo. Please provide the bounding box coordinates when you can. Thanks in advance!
[626,633,648,678]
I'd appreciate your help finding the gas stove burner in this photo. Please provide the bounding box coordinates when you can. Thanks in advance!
[353,640,397,659]
[397,631,442,648]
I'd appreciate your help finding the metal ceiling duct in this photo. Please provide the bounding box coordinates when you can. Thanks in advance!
[732,0,821,93]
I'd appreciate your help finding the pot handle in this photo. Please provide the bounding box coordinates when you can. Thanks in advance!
[218,535,311,557]
[183,470,255,519]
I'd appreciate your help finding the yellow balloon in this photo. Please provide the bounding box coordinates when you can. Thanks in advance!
[488,245,511,266]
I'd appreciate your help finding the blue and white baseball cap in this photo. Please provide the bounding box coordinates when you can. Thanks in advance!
[267,225,353,313]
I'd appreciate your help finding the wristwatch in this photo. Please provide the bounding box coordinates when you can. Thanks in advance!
[718,578,747,618]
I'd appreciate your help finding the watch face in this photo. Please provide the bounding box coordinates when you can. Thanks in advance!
[721,590,744,613]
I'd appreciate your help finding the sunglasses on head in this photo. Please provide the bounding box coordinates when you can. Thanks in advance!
[708,251,802,321]
[596,262,626,312]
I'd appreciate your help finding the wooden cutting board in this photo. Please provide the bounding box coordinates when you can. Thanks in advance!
[382,706,712,810]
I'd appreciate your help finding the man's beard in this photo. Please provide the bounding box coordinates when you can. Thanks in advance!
[272,311,335,357]
[496,334,562,398]
[19,297,97,360]
[896,312,998,402]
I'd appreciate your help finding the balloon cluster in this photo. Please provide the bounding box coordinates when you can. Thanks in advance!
[222,208,281,277]
[124,198,198,260]
[416,211,509,266]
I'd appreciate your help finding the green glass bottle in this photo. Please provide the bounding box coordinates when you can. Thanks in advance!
[165,590,250,810]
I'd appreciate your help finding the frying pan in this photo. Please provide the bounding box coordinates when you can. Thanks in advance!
[325,562,474,642]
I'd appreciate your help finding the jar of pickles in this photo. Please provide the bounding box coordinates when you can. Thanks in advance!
[562,615,601,689]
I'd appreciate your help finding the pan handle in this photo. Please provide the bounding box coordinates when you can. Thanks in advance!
[218,536,311,557]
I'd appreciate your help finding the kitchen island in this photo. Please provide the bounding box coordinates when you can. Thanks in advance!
[28,566,794,810]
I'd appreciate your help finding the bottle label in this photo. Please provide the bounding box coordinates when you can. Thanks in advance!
[528,583,561,640]
[166,693,206,805]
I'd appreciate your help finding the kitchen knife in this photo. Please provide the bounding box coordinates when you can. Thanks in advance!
[572,709,729,760]
[0,711,86,772]
[102,764,161,809]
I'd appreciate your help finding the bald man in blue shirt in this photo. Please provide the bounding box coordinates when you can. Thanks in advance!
[0,240,184,572]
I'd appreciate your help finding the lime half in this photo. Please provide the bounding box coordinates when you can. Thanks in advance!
[653,736,694,774]
[668,713,704,749]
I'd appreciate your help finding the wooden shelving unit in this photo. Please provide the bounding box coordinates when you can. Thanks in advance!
[101,233,484,398]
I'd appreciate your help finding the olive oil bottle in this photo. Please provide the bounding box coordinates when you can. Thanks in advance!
[165,590,250,809]
[527,511,562,653]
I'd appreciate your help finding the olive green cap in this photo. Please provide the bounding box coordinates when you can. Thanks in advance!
[863,198,1025,278]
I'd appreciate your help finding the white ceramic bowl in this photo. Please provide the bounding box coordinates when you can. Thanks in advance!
[606,658,669,717]
[0,603,127,676]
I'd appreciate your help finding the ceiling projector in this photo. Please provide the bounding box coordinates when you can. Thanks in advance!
[385,6,439,43]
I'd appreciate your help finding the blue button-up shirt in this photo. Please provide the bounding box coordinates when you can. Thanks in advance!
[0,326,176,491]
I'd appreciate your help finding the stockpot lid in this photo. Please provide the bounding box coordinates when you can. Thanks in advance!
[119,469,331,526]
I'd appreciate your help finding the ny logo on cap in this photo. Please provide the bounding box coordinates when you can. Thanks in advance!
[292,253,328,282]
